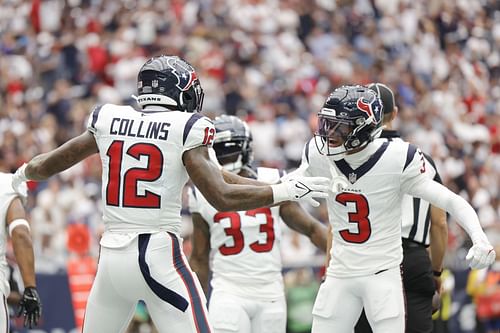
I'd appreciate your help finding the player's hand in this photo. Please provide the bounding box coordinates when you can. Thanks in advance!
[272,176,330,207]
[12,164,28,202]
[17,287,42,329]
[431,291,441,314]
[466,242,496,269]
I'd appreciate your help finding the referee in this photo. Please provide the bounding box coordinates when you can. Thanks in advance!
[355,83,448,333]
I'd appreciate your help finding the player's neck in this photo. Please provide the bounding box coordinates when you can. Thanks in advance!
[344,140,383,168]
[142,105,171,112]
[383,122,393,130]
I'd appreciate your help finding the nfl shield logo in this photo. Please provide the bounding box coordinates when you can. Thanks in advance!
[349,173,357,184]
[152,80,159,88]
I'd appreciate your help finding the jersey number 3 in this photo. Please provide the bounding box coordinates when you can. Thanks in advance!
[106,140,163,208]
[214,208,275,255]
[336,193,371,243]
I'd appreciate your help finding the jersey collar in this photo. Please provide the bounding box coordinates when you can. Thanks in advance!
[334,142,390,184]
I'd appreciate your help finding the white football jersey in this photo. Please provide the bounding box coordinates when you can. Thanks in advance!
[0,173,18,295]
[87,104,214,246]
[378,134,441,245]
[188,168,284,300]
[300,138,429,278]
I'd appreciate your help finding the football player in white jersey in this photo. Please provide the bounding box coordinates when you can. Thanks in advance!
[188,115,328,333]
[287,85,495,333]
[0,170,41,330]
[355,83,448,333]
[10,55,329,333]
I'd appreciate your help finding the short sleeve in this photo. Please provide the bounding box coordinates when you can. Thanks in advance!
[87,104,104,135]
[187,186,200,214]
[182,114,215,152]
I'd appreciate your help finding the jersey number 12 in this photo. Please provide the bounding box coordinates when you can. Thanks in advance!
[106,140,163,208]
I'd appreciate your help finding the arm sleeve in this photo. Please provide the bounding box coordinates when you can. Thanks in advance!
[183,115,215,152]
[405,177,487,244]
[401,144,487,244]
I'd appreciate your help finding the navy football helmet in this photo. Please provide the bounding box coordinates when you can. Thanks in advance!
[213,115,253,173]
[136,55,204,112]
[314,85,383,158]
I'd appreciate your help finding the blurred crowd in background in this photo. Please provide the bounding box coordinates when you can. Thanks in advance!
[1,0,499,332]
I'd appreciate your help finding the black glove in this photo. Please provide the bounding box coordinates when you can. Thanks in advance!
[17,286,42,328]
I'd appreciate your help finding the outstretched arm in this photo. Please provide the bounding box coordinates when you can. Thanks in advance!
[325,224,333,274]
[184,146,329,211]
[407,179,495,268]
[189,213,211,295]
[429,205,447,292]
[6,197,42,329]
[279,202,328,251]
[7,198,35,289]
[24,131,98,180]
[429,206,447,273]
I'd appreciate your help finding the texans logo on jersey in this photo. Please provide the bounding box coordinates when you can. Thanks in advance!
[166,57,198,92]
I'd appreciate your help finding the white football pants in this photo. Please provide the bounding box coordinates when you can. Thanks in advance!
[312,266,405,333]
[83,232,211,333]
[208,289,286,333]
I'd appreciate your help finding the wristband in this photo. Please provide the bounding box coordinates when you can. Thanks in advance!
[8,219,30,237]
[270,183,289,204]
[433,270,442,277]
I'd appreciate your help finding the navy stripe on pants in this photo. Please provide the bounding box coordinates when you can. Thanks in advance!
[138,234,189,311]
[168,232,211,333]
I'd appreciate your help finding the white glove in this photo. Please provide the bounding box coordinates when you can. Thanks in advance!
[271,176,330,207]
[466,242,496,269]
[12,164,29,202]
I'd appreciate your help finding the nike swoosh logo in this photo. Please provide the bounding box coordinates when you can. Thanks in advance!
[295,183,308,191]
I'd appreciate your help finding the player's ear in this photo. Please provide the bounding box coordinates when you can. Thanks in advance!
[391,107,398,122]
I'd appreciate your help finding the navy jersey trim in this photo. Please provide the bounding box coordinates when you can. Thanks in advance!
[138,234,189,312]
[304,141,310,164]
[90,104,104,131]
[190,184,197,200]
[403,144,418,171]
[423,152,442,183]
[335,142,389,183]
[169,232,211,333]
[183,113,204,145]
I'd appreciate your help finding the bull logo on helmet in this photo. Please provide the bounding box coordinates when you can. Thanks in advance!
[166,57,198,91]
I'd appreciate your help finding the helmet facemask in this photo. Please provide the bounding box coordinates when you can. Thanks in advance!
[213,115,254,174]
[213,139,252,173]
